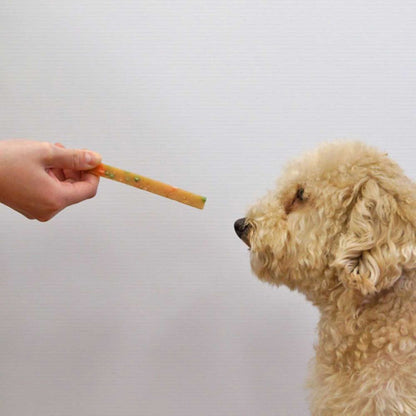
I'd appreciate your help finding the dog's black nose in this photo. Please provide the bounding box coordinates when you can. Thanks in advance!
[234,218,251,246]
[234,218,248,238]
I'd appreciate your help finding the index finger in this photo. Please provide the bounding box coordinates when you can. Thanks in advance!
[60,171,100,207]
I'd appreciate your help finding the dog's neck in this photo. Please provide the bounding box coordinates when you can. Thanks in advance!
[314,272,416,372]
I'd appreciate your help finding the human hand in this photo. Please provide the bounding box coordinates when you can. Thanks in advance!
[0,140,102,221]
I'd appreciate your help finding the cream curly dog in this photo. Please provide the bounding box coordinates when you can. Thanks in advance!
[235,141,416,415]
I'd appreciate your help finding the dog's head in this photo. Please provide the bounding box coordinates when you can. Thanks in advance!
[235,142,416,303]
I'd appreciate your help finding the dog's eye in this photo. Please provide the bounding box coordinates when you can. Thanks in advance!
[284,187,307,214]
[296,188,305,201]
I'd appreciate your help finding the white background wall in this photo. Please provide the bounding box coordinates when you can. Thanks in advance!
[1,1,416,415]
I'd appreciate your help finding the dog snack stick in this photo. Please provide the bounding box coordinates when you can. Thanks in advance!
[90,163,206,209]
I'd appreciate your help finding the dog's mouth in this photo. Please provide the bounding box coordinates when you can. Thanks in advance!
[234,217,252,248]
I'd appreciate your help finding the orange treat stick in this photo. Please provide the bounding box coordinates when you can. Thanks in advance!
[90,163,206,210]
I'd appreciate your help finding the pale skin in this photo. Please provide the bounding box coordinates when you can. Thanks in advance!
[0,140,102,221]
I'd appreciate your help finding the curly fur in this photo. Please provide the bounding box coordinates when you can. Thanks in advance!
[242,141,416,415]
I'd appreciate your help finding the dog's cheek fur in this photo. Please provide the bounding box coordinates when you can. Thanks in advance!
[248,194,337,295]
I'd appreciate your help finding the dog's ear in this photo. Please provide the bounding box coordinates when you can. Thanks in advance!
[334,179,415,295]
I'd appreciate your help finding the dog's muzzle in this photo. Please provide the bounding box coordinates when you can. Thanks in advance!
[234,217,251,247]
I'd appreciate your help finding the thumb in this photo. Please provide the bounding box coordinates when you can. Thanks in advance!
[47,145,102,171]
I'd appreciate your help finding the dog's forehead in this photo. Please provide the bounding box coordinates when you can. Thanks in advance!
[279,141,392,187]
[248,141,407,218]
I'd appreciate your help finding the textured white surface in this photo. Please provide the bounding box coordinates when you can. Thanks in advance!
[1,1,416,415]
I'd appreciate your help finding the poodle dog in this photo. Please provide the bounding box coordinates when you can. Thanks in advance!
[235,141,416,415]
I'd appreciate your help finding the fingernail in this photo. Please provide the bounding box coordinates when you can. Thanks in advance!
[85,151,101,166]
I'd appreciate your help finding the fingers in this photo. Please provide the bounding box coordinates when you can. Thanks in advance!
[60,171,100,207]
[47,167,67,182]
[45,143,102,171]
[49,142,101,208]
[46,142,101,214]
[49,143,71,181]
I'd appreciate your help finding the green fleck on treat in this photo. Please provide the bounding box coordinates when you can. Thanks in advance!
[201,196,207,202]
[104,170,115,179]
[134,176,140,182]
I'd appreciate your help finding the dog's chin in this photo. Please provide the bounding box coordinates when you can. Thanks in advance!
[250,251,280,285]
[250,249,301,289]
[250,251,263,275]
